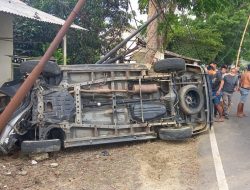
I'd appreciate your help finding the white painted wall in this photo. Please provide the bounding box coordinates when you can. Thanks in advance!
[0,13,13,85]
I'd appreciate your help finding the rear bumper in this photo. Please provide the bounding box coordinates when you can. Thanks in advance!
[21,139,61,154]
[0,143,8,154]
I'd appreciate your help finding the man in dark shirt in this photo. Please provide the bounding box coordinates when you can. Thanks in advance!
[221,65,228,77]
[207,65,224,122]
[220,68,238,119]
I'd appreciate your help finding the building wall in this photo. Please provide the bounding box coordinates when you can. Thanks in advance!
[0,13,13,85]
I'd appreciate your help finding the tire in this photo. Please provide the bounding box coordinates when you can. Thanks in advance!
[179,85,204,115]
[153,58,186,73]
[20,60,61,77]
[158,127,192,140]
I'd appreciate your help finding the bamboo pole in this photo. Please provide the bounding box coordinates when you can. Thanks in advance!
[63,35,67,65]
[236,15,250,67]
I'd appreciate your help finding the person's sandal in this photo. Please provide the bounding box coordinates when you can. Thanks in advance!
[237,114,244,118]
[214,118,224,122]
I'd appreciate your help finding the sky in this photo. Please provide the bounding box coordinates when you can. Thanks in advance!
[129,1,147,27]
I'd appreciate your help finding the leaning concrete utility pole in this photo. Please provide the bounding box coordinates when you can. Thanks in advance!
[0,0,86,133]
[236,15,250,67]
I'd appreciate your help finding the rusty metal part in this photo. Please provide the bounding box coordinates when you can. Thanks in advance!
[69,89,131,94]
[132,84,159,94]
[80,89,130,93]
[0,0,86,133]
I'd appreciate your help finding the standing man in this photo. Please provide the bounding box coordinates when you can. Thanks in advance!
[210,62,221,117]
[221,65,228,77]
[221,68,239,119]
[237,64,250,117]
[210,62,218,72]
[207,65,224,122]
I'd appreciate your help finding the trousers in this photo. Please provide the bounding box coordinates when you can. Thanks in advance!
[222,91,233,116]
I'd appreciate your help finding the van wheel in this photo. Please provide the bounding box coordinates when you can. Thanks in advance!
[20,60,61,77]
[179,85,204,115]
[153,58,186,73]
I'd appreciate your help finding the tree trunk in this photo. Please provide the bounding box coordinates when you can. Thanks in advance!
[145,0,163,65]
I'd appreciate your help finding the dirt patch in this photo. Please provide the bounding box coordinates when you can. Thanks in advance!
[0,139,199,190]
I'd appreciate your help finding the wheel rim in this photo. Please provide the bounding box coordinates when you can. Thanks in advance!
[185,90,200,109]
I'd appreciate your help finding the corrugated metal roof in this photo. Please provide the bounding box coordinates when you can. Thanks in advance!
[0,0,86,30]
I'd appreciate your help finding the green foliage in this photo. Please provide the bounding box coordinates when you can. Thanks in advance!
[53,49,64,65]
[138,0,250,65]
[202,1,250,64]
[138,0,229,16]
[42,43,64,65]
[14,0,250,66]
[168,18,224,63]
[14,0,130,64]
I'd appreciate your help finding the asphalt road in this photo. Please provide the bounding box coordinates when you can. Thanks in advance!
[198,92,250,190]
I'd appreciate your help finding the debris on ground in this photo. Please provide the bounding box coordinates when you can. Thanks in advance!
[29,153,49,162]
[0,139,199,190]
[50,163,59,168]
[31,160,38,165]
[17,170,28,176]
[3,171,11,176]
[100,150,110,156]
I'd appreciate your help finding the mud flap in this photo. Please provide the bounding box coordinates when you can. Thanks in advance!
[21,139,61,154]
